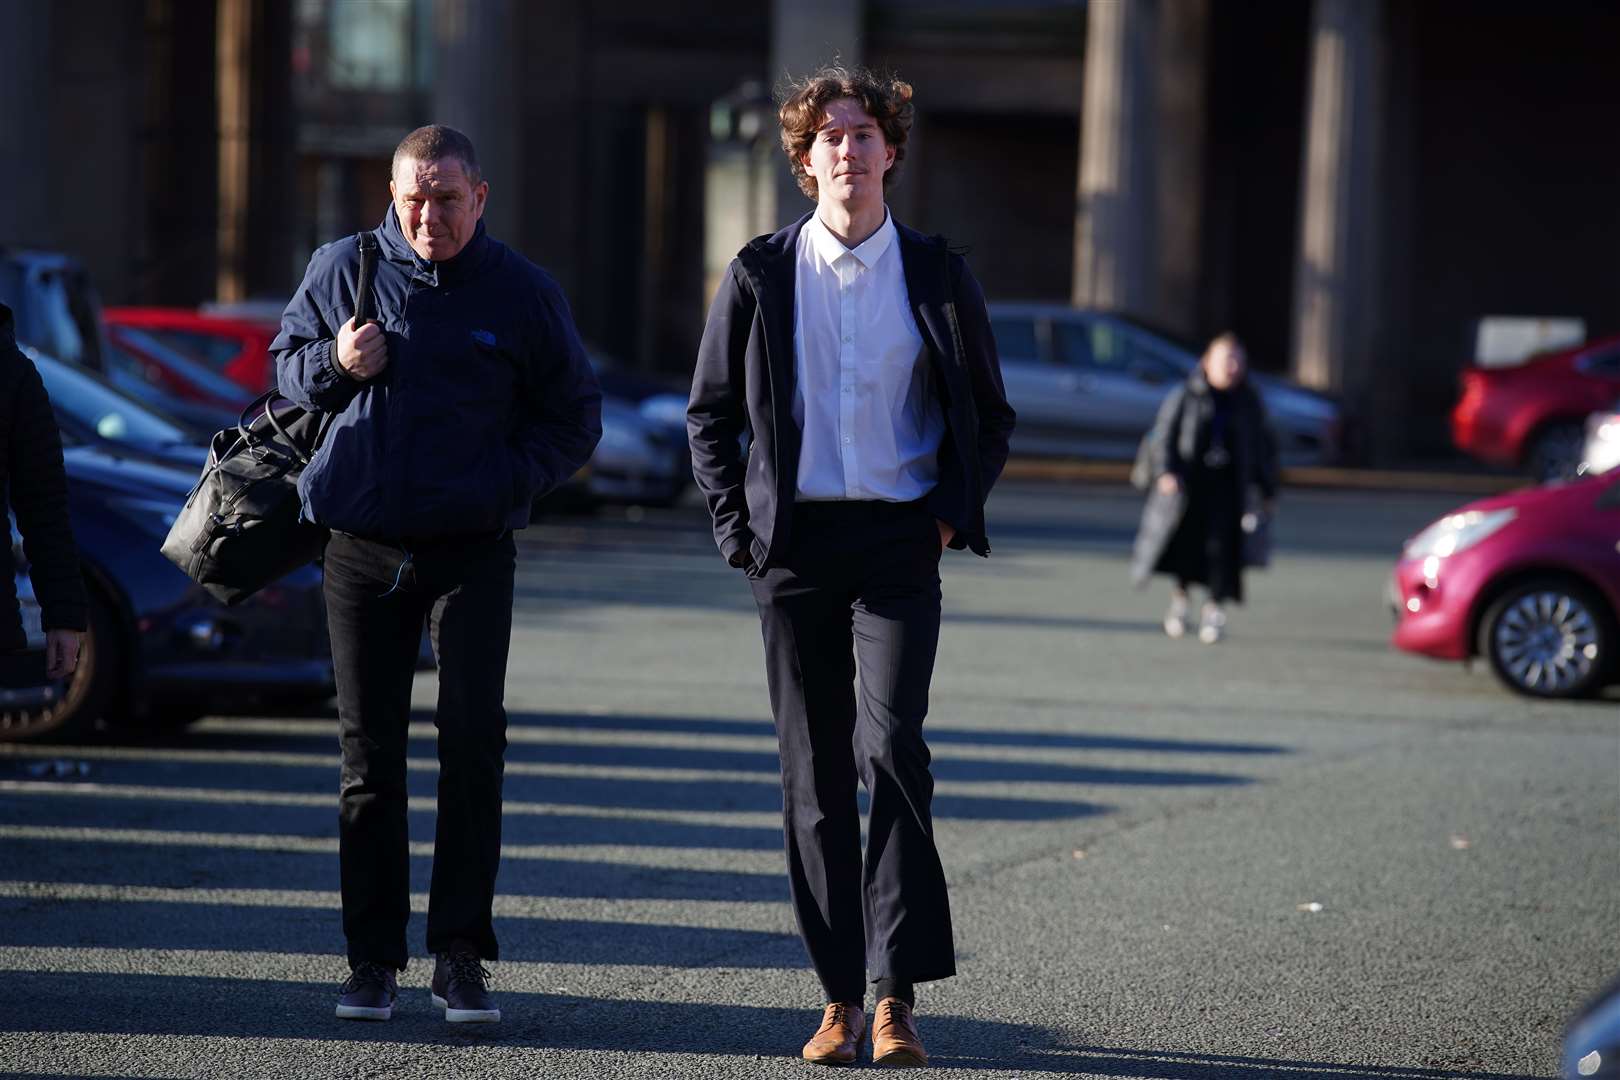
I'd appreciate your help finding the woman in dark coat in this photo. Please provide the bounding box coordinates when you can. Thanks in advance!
[1130,333,1278,643]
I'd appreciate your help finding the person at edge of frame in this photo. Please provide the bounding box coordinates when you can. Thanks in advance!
[0,302,87,688]
[1131,332,1279,643]
[272,125,602,1026]
[686,64,1017,1068]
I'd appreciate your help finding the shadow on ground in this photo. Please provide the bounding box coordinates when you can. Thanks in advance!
[0,971,1545,1080]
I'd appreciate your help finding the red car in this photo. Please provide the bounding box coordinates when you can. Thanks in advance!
[1451,335,1620,481]
[103,307,279,394]
[1390,473,1620,698]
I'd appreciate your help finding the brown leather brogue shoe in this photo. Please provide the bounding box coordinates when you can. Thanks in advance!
[871,997,928,1067]
[802,1001,867,1066]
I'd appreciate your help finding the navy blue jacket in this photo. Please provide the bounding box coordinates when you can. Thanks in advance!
[273,210,602,540]
[687,213,1016,572]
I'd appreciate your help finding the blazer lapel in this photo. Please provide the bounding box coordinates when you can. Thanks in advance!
[743,217,808,518]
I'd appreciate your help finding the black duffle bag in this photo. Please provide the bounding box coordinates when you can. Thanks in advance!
[160,230,377,605]
[160,390,334,605]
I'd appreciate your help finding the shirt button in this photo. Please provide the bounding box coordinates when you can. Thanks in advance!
[843,436,853,444]
[842,335,852,344]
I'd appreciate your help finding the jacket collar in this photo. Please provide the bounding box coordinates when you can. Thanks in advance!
[377,205,491,287]
[0,302,14,353]
[738,210,949,298]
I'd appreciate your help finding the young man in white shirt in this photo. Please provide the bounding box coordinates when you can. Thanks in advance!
[687,65,1015,1067]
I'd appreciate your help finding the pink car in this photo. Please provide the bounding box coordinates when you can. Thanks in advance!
[1390,474,1620,698]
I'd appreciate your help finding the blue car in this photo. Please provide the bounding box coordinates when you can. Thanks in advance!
[3,446,334,742]
[29,344,211,471]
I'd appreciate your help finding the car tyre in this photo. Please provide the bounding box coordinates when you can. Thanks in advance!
[1527,421,1586,484]
[0,589,121,743]
[1479,577,1614,699]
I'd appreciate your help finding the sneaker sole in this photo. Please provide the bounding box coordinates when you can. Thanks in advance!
[431,992,500,1023]
[335,1004,392,1021]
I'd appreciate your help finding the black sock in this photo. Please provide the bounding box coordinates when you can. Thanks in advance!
[873,977,914,1007]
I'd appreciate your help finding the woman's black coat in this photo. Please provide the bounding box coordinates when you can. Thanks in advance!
[1129,370,1279,588]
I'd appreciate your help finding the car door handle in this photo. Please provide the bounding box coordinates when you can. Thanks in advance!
[1059,374,1097,393]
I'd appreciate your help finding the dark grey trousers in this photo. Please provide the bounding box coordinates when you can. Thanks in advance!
[748,499,956,1003]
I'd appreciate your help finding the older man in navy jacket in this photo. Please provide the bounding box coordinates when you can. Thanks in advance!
[274,125,601,1026]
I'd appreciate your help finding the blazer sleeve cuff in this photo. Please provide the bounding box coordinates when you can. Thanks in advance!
[40,602,89,634]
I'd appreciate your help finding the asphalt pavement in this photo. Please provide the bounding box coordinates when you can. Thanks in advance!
[1,480,1615,1080]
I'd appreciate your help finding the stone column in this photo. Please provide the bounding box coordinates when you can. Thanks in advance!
[216,0,252,303]
[1073,0,1157,316]
[1072,0,1207,336]
[1153,0,1209,339]
[769,0,863,228]
[1290,0,1385,418]
[434,0,520,243]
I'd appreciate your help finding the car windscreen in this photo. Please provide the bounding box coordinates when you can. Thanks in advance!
[138,326,244,371]
[31,350,193,447]
[107,324,256,403]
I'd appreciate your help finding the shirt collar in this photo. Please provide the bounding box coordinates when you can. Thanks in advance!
[807,208,894,271]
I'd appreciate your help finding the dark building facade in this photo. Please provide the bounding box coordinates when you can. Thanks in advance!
[3,0,1616,462]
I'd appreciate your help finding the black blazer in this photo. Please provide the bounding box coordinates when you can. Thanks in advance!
[687,212,1016,573]
[0,303,88,649]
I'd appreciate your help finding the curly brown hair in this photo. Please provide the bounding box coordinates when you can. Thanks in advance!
[778,65,915,201]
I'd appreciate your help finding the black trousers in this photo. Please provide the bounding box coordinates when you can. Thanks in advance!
[323,529,517,971]
[748,499,956,1003]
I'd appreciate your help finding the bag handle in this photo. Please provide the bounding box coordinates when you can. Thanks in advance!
[228,231,378,458]
[354,231,379,326]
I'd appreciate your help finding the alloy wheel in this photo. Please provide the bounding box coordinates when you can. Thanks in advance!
[1490,589,1600,695]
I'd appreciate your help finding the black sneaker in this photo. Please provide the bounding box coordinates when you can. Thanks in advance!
[431,945,500,1023]
[336,961,398,1021]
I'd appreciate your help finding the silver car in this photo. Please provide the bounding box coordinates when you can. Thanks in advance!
[987,304,1345,466]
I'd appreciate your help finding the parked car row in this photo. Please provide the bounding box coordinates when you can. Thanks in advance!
[1,247,696,742]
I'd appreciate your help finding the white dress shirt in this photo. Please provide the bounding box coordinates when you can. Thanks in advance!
[792,210,945,501]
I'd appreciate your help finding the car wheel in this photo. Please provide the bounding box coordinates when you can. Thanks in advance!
[1479,578,1614,699]
[0,590,122,743]
[1527,421,1586,484]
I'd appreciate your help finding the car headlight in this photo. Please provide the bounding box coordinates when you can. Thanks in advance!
[1402,508,1516,559]
[108,495,182,538]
